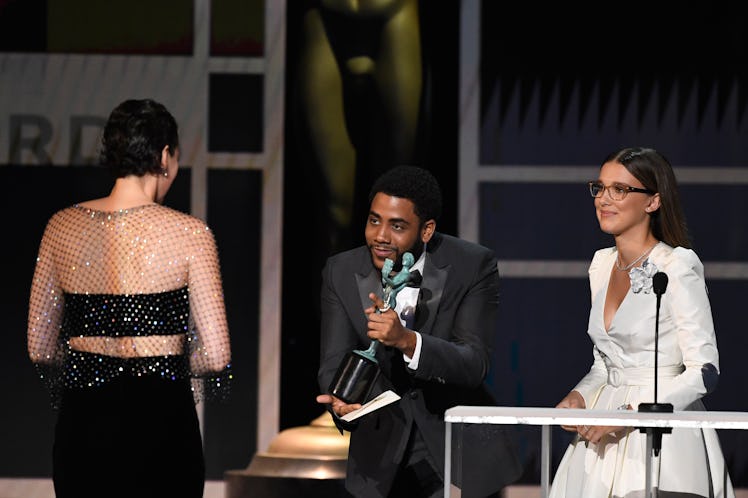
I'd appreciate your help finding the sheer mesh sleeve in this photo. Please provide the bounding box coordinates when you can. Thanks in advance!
[184,223,233,402]
[27,214,67,399]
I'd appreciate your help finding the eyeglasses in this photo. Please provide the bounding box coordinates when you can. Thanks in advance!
[588,181,655,201]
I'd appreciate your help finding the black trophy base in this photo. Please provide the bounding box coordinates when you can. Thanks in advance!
[328,350,379,405]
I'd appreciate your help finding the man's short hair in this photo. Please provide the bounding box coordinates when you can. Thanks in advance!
[368,166,443,223]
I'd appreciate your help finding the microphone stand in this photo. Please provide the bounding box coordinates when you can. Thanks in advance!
[638,271,672,498]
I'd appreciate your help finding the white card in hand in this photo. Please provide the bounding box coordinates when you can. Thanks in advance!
[341,390,401,422]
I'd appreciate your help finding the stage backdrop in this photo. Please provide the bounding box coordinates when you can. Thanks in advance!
[2,0,747,490]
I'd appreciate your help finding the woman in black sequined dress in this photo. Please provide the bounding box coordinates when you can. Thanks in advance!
[27,99,232,498]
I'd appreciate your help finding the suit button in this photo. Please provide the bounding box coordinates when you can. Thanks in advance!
[409,391,419,399]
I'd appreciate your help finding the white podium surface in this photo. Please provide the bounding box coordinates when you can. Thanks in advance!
[444,406,748,498]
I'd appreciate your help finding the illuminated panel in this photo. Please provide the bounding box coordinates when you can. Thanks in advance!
[46,0,193,54]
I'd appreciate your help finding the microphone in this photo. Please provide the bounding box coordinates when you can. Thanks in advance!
[653,272,668,296]
[638,271,672,457]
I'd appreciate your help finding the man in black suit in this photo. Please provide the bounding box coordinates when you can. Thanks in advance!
[317,166,522,497]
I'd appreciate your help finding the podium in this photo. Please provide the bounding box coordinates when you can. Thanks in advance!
[444,406,748,498]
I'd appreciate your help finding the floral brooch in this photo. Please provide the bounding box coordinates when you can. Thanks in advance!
[629,258,659,294]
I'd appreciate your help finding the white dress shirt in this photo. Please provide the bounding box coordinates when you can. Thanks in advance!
[394,250,425,369]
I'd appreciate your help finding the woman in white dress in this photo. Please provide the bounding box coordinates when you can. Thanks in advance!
[549,147,734,498]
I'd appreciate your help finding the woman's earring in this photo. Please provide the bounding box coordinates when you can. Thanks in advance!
[162,169,168,177]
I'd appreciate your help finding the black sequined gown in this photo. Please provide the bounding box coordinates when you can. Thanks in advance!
[28,204,232,498]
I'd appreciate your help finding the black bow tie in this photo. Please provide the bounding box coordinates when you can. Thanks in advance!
[407,270,422,288]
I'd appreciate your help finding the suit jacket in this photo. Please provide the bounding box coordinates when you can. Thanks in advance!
[318,232,522,497]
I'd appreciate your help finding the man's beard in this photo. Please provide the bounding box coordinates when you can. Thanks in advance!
[391,241,424,272]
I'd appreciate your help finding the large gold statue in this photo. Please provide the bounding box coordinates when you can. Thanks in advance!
[295,0,423,251]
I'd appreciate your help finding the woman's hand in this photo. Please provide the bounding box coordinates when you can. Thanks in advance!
[555,390,585,432]
[556,395,633,443]
[577,421,630,444]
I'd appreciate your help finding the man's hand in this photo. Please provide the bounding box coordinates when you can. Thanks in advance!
[316,393,362,417]
[365,292,415,356]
